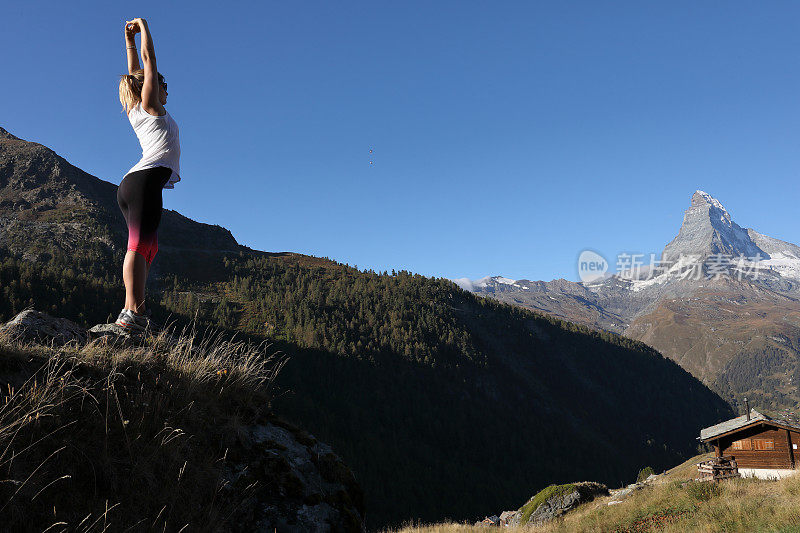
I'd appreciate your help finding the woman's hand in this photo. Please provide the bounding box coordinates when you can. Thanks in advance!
[125,19,143,35]
[125,19,141,73]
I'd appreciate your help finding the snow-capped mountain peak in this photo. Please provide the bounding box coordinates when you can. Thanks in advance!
[660,191,765,264]
[455,191,800,307]
[694,190,728,215]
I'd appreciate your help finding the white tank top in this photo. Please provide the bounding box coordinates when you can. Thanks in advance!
[126,103,181,188]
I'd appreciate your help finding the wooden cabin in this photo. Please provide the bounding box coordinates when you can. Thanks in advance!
[699,408,800,480]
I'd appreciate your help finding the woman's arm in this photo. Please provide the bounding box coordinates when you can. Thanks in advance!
[124,21,141,74]
[131,18,165,114]
[137,18,157,76]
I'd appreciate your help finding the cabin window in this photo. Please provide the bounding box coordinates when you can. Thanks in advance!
[732,439,751,451]
[753,439,774,451]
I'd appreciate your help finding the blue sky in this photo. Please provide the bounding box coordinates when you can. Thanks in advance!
[3,2,800,282]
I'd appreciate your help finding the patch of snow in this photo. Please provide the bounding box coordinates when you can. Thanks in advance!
[696,190,728,213]
[757,252,800,281]
[627,254,703,292]
[628,274,670,292]
[451,275,521,291]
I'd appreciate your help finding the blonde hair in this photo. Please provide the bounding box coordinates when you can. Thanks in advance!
[119,69,164,113]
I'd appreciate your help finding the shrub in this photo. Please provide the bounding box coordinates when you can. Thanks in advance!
[637,466,655,483]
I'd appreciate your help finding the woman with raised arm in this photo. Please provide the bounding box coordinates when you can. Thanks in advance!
[115,17,180,332]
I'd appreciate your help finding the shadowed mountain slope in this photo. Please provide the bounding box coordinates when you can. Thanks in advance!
[0,127,734,529]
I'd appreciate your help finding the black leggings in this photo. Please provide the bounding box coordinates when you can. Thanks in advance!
[117,166,172,265]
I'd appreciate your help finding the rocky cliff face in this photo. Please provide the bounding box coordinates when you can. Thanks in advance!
[460,191,800,411]
[661,190,766,264]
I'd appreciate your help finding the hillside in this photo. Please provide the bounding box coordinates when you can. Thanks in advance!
[384,452,800,532]
[0,127,734,529]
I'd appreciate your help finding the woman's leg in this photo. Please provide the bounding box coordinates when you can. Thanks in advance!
[117,167,171,316]
[123,250,148,313]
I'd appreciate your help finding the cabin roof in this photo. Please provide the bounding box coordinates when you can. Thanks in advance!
[700,409,800,441]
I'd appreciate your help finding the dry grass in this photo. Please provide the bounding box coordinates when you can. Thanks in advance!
[382,453,800,533]
[0,322,286,532]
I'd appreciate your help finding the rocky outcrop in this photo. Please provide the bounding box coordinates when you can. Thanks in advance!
[607,473,662,505]
[0,309,163,348]
[498,510,518,526]
[511,482,608,526]
[0,309,88,345]
[479,482,608,527]
[226,420,365,532]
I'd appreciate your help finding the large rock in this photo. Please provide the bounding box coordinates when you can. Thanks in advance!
[607,473,662,505]
[513,482,609,526]
[0,309,181,349]
[498,510,519,525]
[224,419,365,532]
[0,309,87,345]
[87,321,170,348]
[0,309,154,348]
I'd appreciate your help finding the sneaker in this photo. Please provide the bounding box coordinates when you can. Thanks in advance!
[115,309,148,332]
